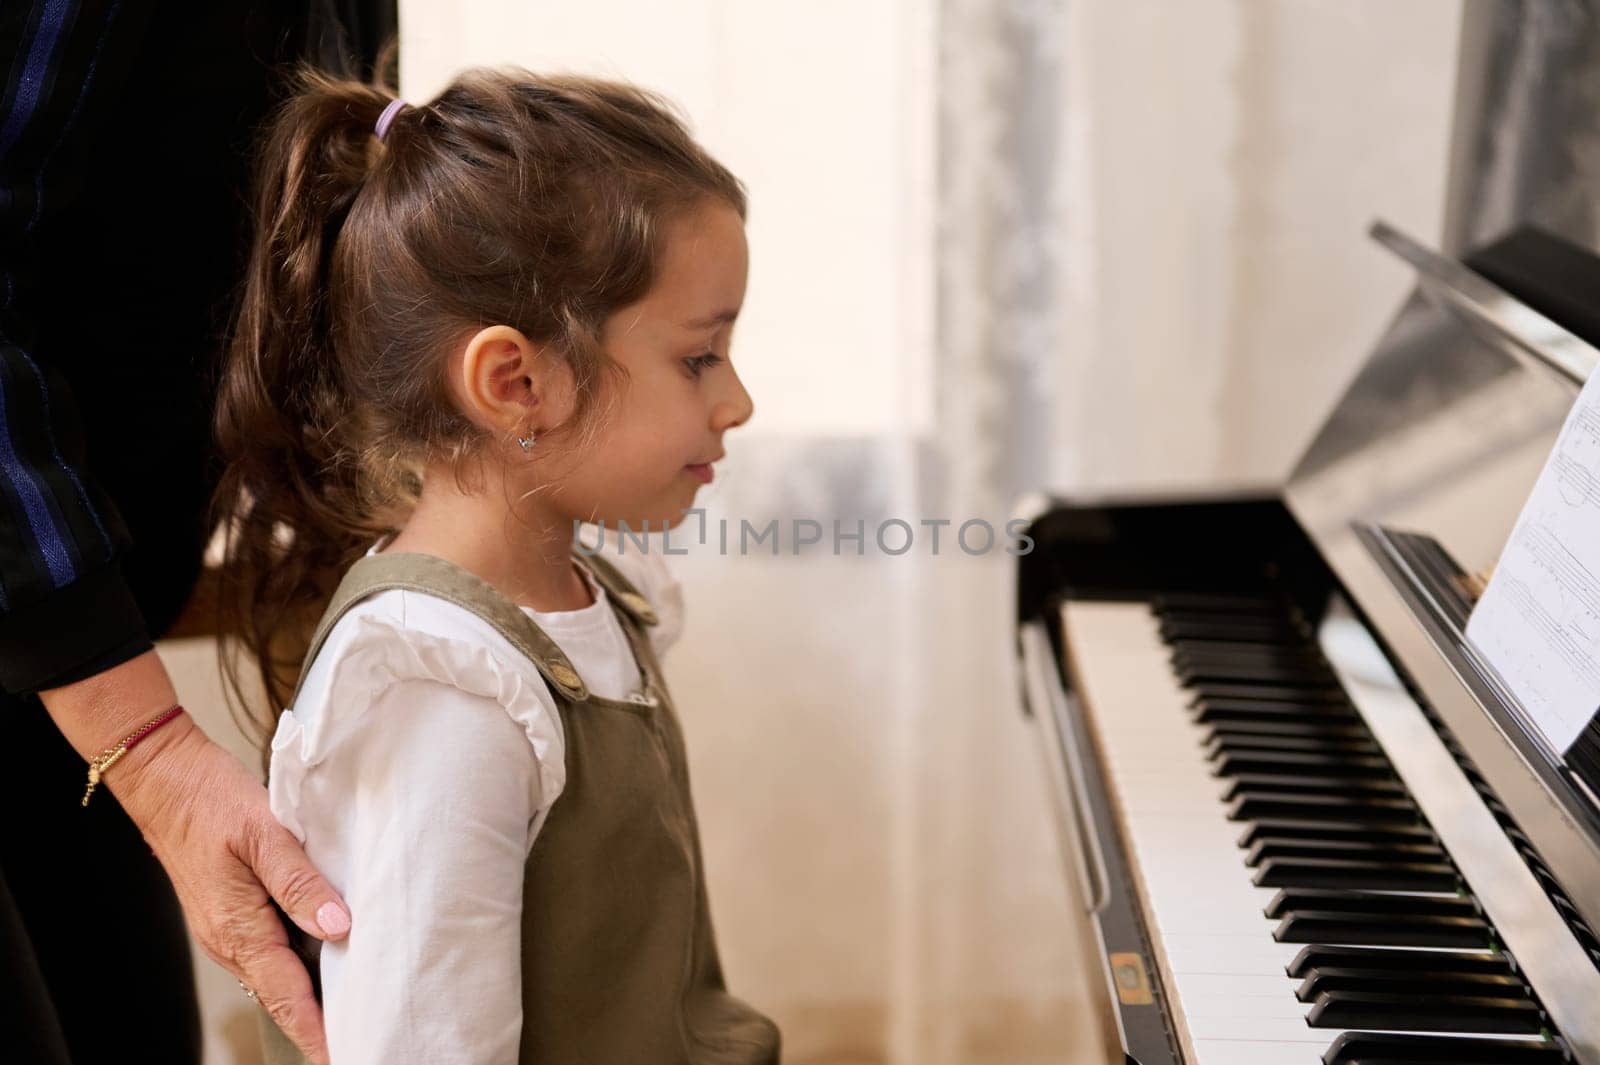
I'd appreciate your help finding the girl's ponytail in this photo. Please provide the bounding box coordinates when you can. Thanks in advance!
[210,44,405,742]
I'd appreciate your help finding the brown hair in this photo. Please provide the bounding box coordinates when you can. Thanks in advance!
[209,40,747,745]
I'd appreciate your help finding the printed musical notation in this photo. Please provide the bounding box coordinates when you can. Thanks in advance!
[1467,370,1600,753]
[1553,452,1600,508]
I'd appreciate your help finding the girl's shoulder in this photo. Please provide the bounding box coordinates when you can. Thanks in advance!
[272,587,567,785]
[304,585,554,695]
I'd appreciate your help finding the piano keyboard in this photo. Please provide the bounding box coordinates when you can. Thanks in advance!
[1059,592,1570,1065]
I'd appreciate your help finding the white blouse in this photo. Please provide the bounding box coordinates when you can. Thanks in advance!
[267,538,685,1065]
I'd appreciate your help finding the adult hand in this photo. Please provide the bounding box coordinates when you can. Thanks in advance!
[40,650,349,1065]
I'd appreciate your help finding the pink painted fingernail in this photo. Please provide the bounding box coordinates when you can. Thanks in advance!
[317,901,351,937]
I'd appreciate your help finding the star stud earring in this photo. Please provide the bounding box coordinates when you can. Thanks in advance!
[516,429,538,453]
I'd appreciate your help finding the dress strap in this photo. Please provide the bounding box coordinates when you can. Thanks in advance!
[290,552,591,706]
[575,550,660,627]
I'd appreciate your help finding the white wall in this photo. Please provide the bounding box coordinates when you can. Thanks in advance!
[401,1,936,440]
[1057,0,1463,493]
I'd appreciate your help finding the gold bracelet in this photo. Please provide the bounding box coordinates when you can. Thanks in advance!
[81,704,186,807]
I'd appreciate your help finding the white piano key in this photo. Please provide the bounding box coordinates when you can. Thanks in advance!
[1192,1039,1329,1065]
[1126,811,1245,839]
[1147,899,1275,936]
[1162,934,1303,972]
[1181,993,1311,1021]
[1161,946,1296,977]
[1178,973,1306,999]
[1063,601,1334,1063]
[1120,796,1234,815]
[1187,1015,1325,1042]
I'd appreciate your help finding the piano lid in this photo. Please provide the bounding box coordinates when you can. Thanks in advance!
[1284,220,1600,934]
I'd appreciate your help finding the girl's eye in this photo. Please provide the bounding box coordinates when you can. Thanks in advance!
[683,353,722,378]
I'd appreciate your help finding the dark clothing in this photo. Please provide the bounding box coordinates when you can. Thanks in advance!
[0,2,393,1061]
[0,0,396,694]
[0,704,200,1063]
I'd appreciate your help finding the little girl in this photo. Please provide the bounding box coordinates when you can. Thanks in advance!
[207,54,780,1065]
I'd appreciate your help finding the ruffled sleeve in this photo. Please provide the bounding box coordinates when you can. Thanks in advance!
[268,600,567,846]
[265,596,569,1064]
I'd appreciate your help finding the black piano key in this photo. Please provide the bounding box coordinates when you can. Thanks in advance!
[1172,645,1333,668]
[1238,819,1436,849]
[1154,602,1284,619]
[1164,623,1312,646]
[1254,857,1459,893]
[1502,820,1532,844]
[1529,864,1573,908]
[1205,732,1378,756]
[1150,591,1281,612]
[1211,749,1397,779]
[1204,718,1370,741]
[1165,628,1313,645]
[1297,966,1529,1003]
[1223,774,1408,802]
[1156,604,1287,620]
[1228,793,1420,824]
[1287,945,1513,979]
[1178,662,1337,686]
[1154,603,1279,617]
[1193,700,1358,726]
[1548,896,1600,961]
[1158,621,1302,644]
[1263,888,1472,919]
[1305,990,1544,1034]
[1321,1032,1566,1064]
[1193,693,1355,713]
[1247,835,1445,867]
[1275,910,1490,948]
[1191,693,1350,710]
[1189,681,1348,704]
[1168,641,1328,665]
[1171,644,1333,667]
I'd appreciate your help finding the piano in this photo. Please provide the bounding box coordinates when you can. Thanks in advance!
[1012,221,1600,1065]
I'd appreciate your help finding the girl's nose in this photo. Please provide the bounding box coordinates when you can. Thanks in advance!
[714,366,754,430]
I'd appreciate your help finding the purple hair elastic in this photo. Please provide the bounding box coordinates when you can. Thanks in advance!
[375,99,409,142]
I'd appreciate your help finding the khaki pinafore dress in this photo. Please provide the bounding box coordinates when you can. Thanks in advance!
[259,549,781,1064]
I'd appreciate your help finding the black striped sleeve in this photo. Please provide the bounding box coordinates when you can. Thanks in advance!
[0,0,154,695]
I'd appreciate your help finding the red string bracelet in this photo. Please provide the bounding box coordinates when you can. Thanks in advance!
[81,704,186,806]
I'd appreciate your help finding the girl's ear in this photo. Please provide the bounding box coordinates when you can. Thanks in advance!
[454,325,571,433]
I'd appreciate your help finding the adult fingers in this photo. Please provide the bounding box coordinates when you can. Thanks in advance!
[238,937,331,1065]
[242,814,351,942]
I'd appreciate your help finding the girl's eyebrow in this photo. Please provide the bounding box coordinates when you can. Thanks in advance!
[682,309,739,330]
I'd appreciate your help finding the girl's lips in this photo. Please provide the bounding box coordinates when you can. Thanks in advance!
[685,463,714,484]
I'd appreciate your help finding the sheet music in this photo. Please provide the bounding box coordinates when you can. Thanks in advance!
[1466,371,1600,753]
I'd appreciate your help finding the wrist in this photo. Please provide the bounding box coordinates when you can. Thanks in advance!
[76,704,189,807]
[39,649,181,760]
[38,648,203,808]
[106,709,205,814]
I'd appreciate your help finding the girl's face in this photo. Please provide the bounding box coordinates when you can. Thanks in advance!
[545,198,752,531]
